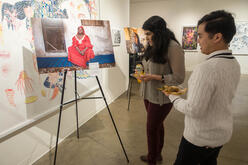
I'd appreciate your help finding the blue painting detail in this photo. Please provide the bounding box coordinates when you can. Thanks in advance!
[37,54,115,68]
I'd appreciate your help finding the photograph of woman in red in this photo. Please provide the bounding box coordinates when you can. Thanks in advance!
[68,25,95,68]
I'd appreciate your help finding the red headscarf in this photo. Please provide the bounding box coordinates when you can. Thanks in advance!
[77,26,85,35]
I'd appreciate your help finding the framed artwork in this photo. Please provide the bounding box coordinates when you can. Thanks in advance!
[124,27,147,55]
[182,26,198,51]
[230,21,248,55]
[32,18,115,73]
[111,28,121,46]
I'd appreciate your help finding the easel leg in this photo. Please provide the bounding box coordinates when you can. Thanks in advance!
[95,76,129,163]
[74,71,80,138]
[127,77,133,111]
[54,70,67,165]
[126,76,130,97]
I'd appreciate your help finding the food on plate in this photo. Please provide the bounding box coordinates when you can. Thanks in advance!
[158,85,187,95]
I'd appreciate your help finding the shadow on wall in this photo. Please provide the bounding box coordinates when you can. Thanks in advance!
[103,67,127,99]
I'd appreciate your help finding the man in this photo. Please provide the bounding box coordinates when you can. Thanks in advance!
[164,10,241,165]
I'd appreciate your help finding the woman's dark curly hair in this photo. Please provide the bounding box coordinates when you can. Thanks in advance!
[142,16,179,64]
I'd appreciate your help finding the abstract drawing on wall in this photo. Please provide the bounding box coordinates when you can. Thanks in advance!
[83,0,99,19]
[230,22,248,54]
[32,18,115,73]
[43,72,63,100]
[5,89,16,107]
[61,0,99,20]
[182,26,198,51]
[16,71,33,95]
[112,28,121,46]
[124,27,147,55]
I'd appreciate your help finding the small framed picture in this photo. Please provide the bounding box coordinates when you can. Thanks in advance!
[182,26,198,51]
[112,28,121,46]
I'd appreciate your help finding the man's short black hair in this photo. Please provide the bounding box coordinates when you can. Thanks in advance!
[197,10,236,44]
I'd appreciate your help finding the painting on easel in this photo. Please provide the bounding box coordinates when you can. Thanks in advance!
[32,18,115,74]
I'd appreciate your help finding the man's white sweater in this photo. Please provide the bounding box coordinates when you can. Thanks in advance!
[169,50,240,147]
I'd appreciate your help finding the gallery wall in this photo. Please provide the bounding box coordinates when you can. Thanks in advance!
[0,0,130,165]
[130,0,248,74]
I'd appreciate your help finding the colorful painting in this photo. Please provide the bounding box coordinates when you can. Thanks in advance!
[230,22,248,54]
[124,27,147,55]
[182,26,198,51]
[32,18,115,73]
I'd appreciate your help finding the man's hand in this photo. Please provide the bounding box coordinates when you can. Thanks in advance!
[162,90,170,96]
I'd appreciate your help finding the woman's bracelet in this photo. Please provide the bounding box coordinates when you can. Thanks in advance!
[161,74,165,83]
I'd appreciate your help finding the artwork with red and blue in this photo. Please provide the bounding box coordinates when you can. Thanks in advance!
[32,18,115,73]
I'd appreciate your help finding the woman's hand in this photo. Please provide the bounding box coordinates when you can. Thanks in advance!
[75,47,83,55]
[140,74,164,82]
[140,74,154,82]
[80,47,88,55]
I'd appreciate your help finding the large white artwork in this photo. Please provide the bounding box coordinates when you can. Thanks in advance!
[230,22,248,54]
[0,0,100,138]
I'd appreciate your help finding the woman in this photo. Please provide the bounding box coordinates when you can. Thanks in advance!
[68,25,95,68]
[139,16,185,165]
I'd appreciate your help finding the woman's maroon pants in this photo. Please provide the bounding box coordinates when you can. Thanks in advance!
[144,99,173,164]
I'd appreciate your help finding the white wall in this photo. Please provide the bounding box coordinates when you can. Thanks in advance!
[100,0,130,97]
[130,0,248,74]
[0,0,130,165]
